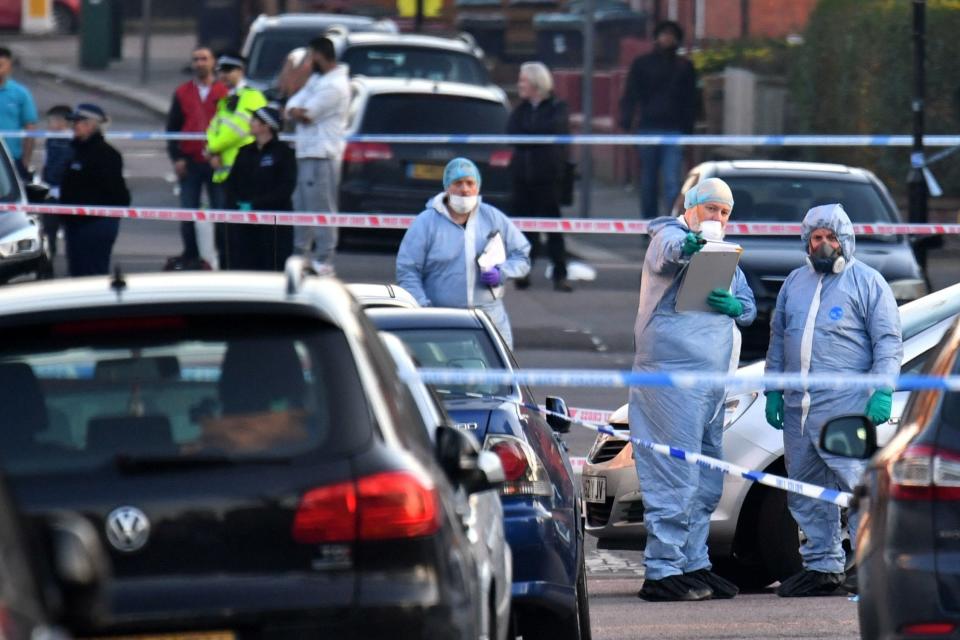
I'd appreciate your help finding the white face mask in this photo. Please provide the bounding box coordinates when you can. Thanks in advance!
[448,194,478,215]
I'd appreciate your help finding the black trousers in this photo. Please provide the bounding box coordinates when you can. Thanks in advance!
[218,222,294,271]
[65,217,120,276]
[511,179,567,280]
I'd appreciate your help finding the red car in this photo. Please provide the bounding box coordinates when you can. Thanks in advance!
[0,0,80,34]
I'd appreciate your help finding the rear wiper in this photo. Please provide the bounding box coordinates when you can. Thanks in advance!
[114,453,291,473]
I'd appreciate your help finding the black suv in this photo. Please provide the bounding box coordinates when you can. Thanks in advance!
[0,267,499,639]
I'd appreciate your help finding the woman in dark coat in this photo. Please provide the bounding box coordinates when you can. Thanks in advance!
[507,61,572,292]
[221,106,297,271]
[60,103,130,277]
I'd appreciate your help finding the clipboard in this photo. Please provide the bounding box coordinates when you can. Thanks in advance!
[675,245,742,312]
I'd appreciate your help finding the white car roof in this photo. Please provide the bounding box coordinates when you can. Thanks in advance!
[344,32,476,53]
[348,283,420,309]
[352,76,507,103]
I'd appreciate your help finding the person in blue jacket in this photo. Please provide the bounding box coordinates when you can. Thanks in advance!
[629,177,756,602]
[396,157,530,348]
[765,203,902,597]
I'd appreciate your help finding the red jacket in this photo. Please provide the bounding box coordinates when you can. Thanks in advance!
[166,80,228,163]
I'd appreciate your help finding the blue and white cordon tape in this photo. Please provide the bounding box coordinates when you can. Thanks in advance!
[417,368,960,393]
[5,129,960,148]
[436,388,852,508]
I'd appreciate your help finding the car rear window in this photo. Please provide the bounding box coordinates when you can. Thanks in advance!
[342,46,488,85]
[246,30,318,82]
[721,177,897,223]
[388,328,512,398]
[360,94,507,134]
[0,313,373,476]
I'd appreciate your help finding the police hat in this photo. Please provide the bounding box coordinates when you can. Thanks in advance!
[66,103,108,124]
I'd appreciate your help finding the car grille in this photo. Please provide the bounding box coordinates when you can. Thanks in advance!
[586,498,614,527]
[622,500,645,524]
[589,439,628,463]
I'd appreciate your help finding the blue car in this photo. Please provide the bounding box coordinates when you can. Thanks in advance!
[367,308,591,640]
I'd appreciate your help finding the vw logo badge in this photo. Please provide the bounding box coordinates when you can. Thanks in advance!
[105,506,150,552]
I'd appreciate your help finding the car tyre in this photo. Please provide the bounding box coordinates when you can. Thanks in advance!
[53,3,77,34]
[757,486,803,583]
[522,550,591,640]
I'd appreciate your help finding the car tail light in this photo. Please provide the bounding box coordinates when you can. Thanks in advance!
[343,142,393,163]
[489,150,512,168]
[890,445,960,501]
[52,316,187,335]
[901,622,957,636]
[484,434,551,497]
[292,470,439,543]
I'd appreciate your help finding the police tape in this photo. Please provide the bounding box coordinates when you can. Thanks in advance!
[6,129,960,147]
[4,203,959,237]
[417,367,960,392]
[437,389,852,508]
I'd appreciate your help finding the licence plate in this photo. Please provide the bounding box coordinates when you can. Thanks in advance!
[83,632,235,640]
[407,163,445,181]
[582,475,607,503]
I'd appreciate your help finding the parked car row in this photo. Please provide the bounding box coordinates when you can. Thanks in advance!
[0,266,589,640]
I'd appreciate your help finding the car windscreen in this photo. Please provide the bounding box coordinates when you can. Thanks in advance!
[0,141,20,202]
[360,94,507,134]
[387,328,512,399]
[0,313,373,476]
[721,177,897,224]
[343,46,488,85]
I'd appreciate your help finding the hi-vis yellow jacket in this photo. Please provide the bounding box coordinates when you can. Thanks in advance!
[205,85,267,183]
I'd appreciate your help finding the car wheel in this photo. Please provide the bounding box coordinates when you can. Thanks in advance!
[757,486,803,583]
[53,3,77,34]
[522,551,591,640]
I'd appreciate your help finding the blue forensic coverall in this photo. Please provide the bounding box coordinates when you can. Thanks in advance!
[629,216,756,580]
[396,193,531,348]
[765,204,902,574]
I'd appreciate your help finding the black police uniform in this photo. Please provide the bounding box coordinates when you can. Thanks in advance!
[222,136,296,271]
[60,132,130,276]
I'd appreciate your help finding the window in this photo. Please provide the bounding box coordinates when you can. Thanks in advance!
[0,313,371,476]
[360,94,507,134]
[722,177,897,227]
[343,46,488,86]
[388,328,512,398]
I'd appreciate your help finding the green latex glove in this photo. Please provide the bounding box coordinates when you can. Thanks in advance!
[237,201,252,211]
[865,388,893,425]
[707,288,744,318]
[765,391,784,430]
[681,231,706,256]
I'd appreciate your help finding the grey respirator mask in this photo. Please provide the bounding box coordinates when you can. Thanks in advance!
[807,242,846,274]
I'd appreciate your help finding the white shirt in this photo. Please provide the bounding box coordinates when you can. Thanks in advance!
[284,65,350,159]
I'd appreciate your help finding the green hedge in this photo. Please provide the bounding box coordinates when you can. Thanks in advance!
[789,0,960,197]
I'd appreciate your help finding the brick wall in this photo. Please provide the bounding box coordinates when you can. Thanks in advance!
[654,0,816,42]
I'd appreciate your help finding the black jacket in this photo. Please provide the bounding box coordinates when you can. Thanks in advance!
[60,132,130,207]
[507,96,569,185]
[225,137,297,211]
[619,47,697,133]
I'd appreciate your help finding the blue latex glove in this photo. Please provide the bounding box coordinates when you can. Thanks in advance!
[707,288,744,318]
[480,267,502,286]
[681,231,706,256]
[237,201,252,211]
[865,388,893,425]
[765,391,784,430]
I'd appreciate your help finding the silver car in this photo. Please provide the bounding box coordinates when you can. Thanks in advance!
[581,282,960,588]
[380,332,512,640]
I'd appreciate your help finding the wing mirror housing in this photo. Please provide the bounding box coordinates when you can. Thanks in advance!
[546,396,572,434]
[25,183,49,203]
[436,424,504,494]
[819,415,878,460]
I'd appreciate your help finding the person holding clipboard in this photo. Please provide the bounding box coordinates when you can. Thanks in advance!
[629,177,756,602]
[396,157,531,348]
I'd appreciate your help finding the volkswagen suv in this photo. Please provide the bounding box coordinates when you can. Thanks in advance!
[0,267,501,639]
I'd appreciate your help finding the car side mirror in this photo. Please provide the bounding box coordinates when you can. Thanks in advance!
[819,415,878,460]
[435,425,504,494]
[25,183,49,203]
[47,512,111,629]
[545,396,572,434]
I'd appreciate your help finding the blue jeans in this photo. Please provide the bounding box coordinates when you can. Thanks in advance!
[638,131,683,218]
[178,160,221,259]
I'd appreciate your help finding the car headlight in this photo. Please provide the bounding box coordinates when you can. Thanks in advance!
[888,278,928,302]
[0,237,38,258]
[723,391,759,430]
